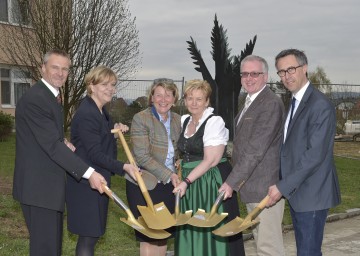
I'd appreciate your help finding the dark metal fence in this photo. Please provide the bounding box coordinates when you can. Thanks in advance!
[116,78,185,103]
[112,80,360,137]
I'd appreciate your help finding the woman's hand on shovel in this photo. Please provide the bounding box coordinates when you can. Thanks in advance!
[123,164,142,181]
[170,173,181,188]
[113,123,129,136]
[173,182,188,197]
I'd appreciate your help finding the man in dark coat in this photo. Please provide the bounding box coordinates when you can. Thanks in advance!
[13,49,106,256]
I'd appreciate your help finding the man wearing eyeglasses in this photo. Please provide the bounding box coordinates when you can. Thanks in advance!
[220,55,285,256]
[267,49,341,256]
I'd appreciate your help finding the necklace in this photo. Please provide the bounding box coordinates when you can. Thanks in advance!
[191,120,199,126]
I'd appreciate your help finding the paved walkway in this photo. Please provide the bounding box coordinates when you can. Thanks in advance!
[245,210,360,256]
[167,209,360,256]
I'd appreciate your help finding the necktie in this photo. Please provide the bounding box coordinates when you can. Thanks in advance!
[56,94,62,105]
[288,97,296,125]
[244,97,252,111]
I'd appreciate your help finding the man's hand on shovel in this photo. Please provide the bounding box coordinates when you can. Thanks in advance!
[267,185,282,207]
[88,171,107,194]
[219,182,233,200]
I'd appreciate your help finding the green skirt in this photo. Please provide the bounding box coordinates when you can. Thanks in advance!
[175,159,228,256]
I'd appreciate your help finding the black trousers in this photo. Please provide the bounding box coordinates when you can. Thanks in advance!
[21,204,63,256]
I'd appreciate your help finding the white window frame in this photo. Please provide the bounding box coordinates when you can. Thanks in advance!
[1,66,32,108]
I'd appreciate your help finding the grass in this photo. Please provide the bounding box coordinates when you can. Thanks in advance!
[0,134,359,255]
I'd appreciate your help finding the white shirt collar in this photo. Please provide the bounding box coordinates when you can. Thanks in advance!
[293,81,310,102]
[247,84,267,102]
[41,78,59,97]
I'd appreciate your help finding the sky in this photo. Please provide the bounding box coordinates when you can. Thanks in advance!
[128,0,360,85]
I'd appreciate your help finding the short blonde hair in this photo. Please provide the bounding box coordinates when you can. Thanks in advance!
[183,79,212,101]
[85,66,118,95]
[148,78,179,106]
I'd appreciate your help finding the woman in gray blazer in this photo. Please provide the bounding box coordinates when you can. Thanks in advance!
[127,78,181,256]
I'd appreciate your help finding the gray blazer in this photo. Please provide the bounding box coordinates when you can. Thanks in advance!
[277,83,341,212]
[226,86,285,203]
[131,107,181,183]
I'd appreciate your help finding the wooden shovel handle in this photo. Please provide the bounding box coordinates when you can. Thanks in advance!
[102,183,114,199]
[111,129,155,211]
[244,195,270,222]
[257,195,270,210]
[112,129,137,166]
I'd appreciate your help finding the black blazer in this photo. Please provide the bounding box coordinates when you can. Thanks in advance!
[13,80,89,212]
[66,96,125,236]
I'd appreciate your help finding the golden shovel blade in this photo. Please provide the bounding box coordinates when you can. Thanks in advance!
[187,209,228,228]
[212,216,260,237]
[187,191,228,228]
[102,184,171,239]
[120,216,171,240]
[137,202,176,230]
[174,210,193,226]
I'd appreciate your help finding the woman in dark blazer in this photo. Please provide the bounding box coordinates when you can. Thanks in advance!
[66,66,139,256]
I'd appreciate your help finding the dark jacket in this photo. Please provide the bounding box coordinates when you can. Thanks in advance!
[13,80,88,212]
[66,96,124,236]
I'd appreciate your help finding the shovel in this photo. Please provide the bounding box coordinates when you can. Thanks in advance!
[112,129,158,191]
[187,190,228,228]
[102,183,171,239]
[112,129,176,230]
[212,195,269,237]
[174,191,193,225]
[173,160,192,226]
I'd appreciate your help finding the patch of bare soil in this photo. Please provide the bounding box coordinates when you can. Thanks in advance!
[1,215,28,239]
[334,141,360,159]
[0,177,28,238]
[0,176,12,194]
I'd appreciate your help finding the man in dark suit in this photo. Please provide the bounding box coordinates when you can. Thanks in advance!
[220,55,286,255]
[13,49,107,256]
[267,49,341,256]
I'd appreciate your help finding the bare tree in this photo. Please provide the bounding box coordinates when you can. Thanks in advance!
[0,0,140,130]
[308,66,332,95]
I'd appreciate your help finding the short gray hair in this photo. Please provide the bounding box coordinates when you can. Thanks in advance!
[43,49,70,64]
[241,55,269,73]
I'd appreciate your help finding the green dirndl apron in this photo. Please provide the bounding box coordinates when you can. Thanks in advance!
[175,159,228,256]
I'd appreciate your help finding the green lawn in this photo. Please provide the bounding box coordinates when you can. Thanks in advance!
[0,134,359,255]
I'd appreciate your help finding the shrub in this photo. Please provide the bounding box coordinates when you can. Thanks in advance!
[0,111,14,141]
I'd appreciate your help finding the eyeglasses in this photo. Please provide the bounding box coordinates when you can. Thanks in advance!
[277,65,303,77]
[240,72,264,78]
[153,78,174,84]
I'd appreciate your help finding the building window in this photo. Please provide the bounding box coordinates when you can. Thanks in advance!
[1,67,31,107]
[0,0,29,25]
[0,0,9,22]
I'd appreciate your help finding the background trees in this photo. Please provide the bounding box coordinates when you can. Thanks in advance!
[308,66,332,95]
[0,0,140,130]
